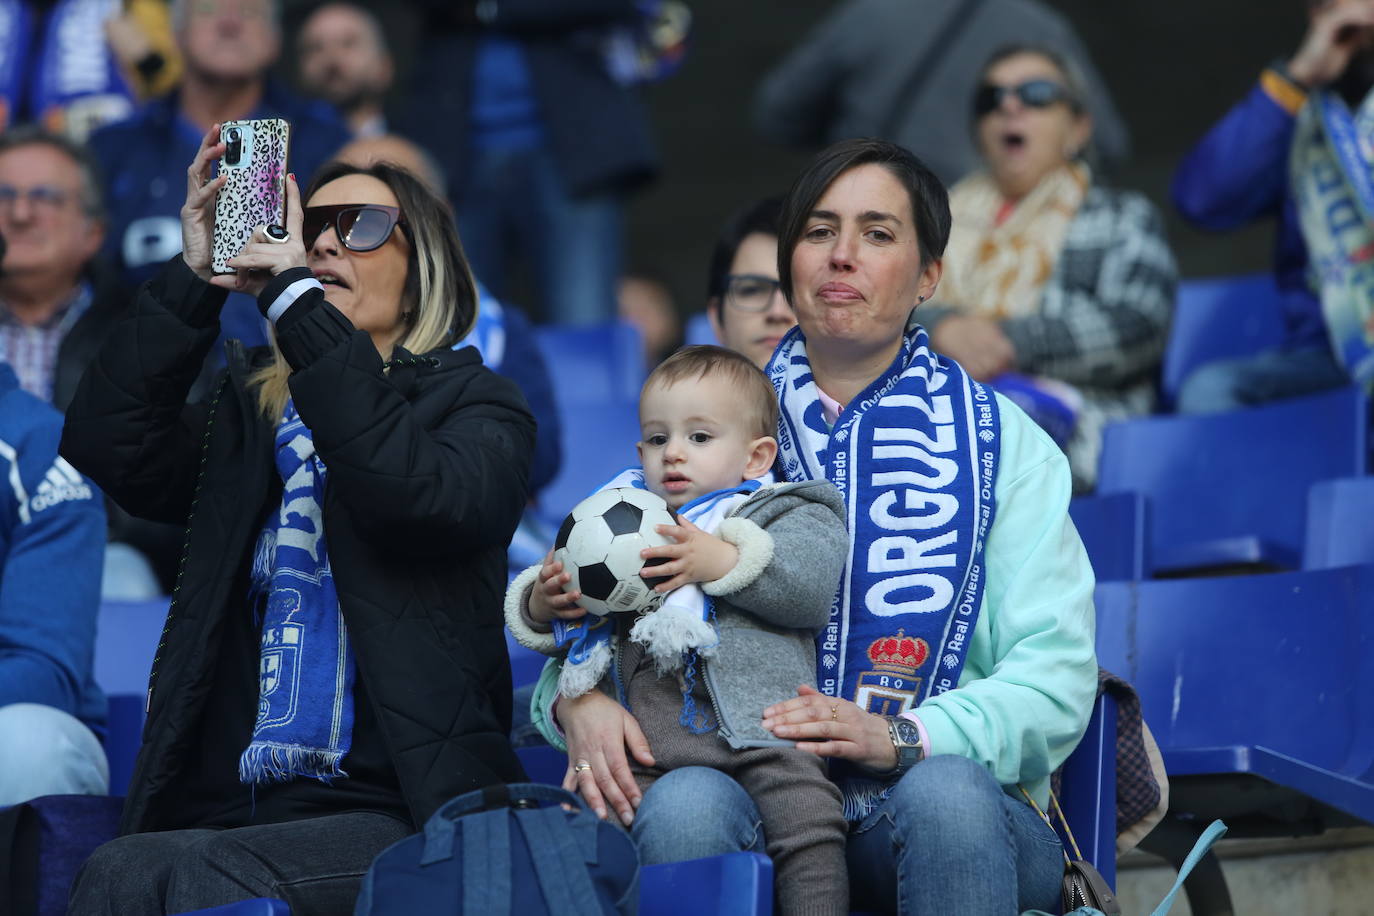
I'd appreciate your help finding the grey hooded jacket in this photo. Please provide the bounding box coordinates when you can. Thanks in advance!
[506,479,848,748]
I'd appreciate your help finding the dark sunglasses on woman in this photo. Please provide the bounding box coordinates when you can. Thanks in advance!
[302,204,408,252]
[973,79,1076,117]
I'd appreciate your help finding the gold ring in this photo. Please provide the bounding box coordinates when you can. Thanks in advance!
[573,760,593,773]
[830,704,839,721]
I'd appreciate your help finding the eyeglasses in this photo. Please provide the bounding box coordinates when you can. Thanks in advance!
[302,204,407,253]
[0,184,73,212]
[973,79,1076,117]
[724,274,788,313]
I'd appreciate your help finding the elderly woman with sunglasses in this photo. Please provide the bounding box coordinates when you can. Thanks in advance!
[60,126,535,916]
[925,43,1176,491]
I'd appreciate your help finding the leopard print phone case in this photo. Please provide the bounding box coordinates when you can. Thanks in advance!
[212,118,290,274]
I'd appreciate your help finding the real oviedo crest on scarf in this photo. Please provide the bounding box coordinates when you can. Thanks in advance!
[854,631,931,716]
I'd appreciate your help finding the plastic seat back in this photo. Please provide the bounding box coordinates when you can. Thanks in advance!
[533,321,646,406]
[1161,273,1286,409]
[1304,476,1374,569]
[94,599,169,793]
[1068,492,1148,581]
[1097,386,1368,573]
[537,399,642,526]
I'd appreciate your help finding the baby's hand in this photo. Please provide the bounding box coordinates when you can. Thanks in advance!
[639,517,739,593]
[528,551,589,624]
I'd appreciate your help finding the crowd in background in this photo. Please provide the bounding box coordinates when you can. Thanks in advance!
[0,0,1370,912]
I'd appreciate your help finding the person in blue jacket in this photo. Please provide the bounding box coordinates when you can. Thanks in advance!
[0,360,107,805]
[1171,0,1374,413]
[88,0,350,351]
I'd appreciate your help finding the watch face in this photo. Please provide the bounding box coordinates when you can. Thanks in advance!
[892,719,921,746]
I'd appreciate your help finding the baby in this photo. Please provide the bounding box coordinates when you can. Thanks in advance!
[506,345,851,916]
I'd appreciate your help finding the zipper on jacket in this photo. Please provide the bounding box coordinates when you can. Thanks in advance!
[145,350,237,713]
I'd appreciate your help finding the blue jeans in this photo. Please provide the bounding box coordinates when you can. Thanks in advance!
[632,757,1063,916]
[456,145,622,326]
[1176,346,1348,414]
[0,703,109,805]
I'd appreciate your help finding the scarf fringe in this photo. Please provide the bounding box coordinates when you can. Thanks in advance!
[559,640,613,698]
[629,601,719,674]
[840,777,895,822]
[239,741,348,785]
[250,526,276,596]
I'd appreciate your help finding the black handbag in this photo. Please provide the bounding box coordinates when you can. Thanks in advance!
[1021,788,1123,915]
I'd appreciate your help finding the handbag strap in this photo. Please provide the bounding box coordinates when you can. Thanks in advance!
[1018,786,1074,868]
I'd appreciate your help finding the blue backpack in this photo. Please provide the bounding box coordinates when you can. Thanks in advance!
[355,783,639,916]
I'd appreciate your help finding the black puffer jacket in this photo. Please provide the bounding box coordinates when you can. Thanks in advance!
[61,258,533,834]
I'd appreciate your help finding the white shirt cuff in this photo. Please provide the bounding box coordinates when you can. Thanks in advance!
[265,277,324,324]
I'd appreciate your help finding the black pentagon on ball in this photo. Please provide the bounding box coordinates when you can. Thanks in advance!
[639,556,670,583]
[601,500,644,537]
[554,513,576,551]
[578,562,619,601]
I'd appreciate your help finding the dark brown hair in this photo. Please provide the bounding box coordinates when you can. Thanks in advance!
[776,138,950,302]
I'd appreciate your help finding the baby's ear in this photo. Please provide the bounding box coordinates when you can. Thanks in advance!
[745,436,778,479]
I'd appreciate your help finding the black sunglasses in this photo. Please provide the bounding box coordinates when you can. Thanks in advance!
[973,79,1076,117]
[302,204,407,252]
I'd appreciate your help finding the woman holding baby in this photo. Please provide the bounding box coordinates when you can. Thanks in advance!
[537,135,1098,915]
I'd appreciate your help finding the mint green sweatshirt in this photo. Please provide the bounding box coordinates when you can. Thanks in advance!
[530,391,1098,811]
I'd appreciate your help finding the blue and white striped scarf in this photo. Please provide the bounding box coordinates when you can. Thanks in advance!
[241,400,355,784]
[768,315,1001,820]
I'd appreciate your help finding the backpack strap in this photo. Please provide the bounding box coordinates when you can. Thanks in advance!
[461,806,512,916]
[515,805,605,916]
[421,782,584,863]
[1146,820,1228,916]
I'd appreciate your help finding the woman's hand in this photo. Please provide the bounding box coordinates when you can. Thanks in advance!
[559,689,655,826]
[762,684,898,772]
[930,313,1016,381]
[529,551,589,624]
[1290,0,1374,88]
[640,517,739,592]
[212,175,307,297]
[181,125,228,282]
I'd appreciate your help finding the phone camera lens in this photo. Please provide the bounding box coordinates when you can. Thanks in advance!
[224,127,242,166]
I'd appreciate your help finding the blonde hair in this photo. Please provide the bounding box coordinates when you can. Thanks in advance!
[249,161,478,419]
[643,345,779,440]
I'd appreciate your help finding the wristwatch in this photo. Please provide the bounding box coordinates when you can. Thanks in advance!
[883,716,926,776]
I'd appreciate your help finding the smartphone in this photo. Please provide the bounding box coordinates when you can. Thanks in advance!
[212,118,291,274]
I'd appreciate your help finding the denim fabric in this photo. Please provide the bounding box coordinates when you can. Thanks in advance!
[630,756,1064,915]
[456,145,622,326]
[845,755,1063,916]
[67,810,412,916]
[0,703,108,805]
[1175,345,1348,415]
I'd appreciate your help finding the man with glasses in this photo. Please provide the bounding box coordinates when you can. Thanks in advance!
[703,197,796,370]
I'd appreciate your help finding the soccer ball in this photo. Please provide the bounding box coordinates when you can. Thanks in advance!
[553,487,677,617]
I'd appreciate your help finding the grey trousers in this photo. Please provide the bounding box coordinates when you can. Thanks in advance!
[67,811,412,916]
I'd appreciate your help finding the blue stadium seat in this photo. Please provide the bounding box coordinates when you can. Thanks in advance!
[505,630,549,690]
[1095,564,1374,825]
[2,794,122,916]
[516,745,568,787]
[1096,385,1369,574]
[533,321,646,406]
[1060,693,1119,888]
[685,312,715,346]
[1068,492,1148,581]
[641,852,773,916]
[1304,476,1374,569]
[95,598,169,793]
[537,398,642,526]
[1160,273,1286,410]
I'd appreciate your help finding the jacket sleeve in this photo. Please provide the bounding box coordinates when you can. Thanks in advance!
[60,256,223,524]
[272,287,536,557]
[704,492,847,632]
[1172,78,1299,230]
[1002,192,1177,388]
[914,404,1097,788]
[0,417,106,714]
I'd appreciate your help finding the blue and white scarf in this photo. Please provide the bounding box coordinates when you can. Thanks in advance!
[241,400,355,784]
[29,0,135,141]
[768,316,1001,820]
[1291,88,1374,389]
[553,470,770,711]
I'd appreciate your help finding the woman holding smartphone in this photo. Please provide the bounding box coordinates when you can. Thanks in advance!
[62,125,534,916]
